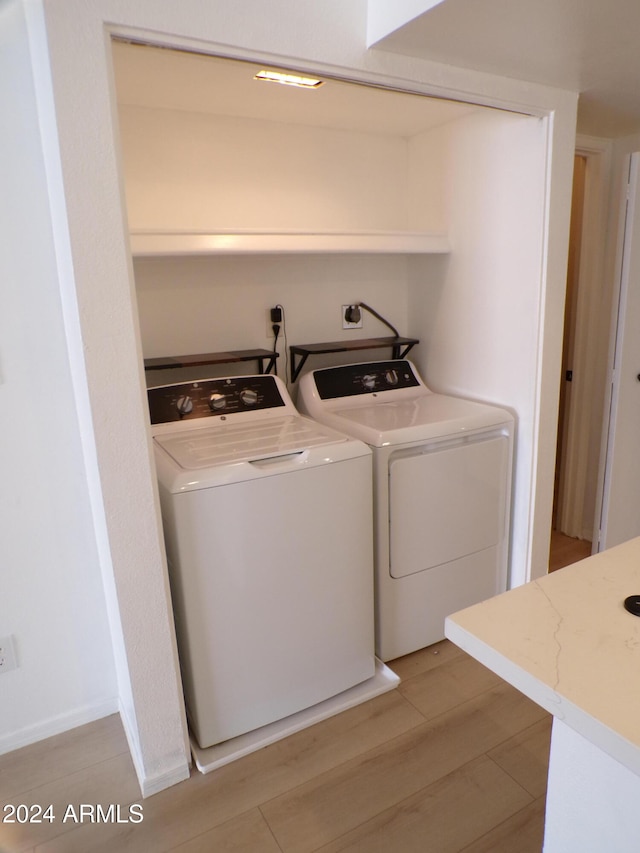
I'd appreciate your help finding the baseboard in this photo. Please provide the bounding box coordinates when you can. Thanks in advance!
[582,527,595,546]
[139,762,191,798]
[0,696,119,756]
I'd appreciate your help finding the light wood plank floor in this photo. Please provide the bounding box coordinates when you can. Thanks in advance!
[0,643,550,853]
[1,534,585,852]
[548,530,592,572]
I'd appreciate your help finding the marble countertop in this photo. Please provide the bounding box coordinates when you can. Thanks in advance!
[445,537,640,776]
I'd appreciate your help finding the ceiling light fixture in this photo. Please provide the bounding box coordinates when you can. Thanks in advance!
[254,70,324,89]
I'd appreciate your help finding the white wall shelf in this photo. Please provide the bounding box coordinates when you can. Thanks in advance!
[129,230,450,257]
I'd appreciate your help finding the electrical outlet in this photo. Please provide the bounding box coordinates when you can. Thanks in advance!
[266,309,277,338]
[266,306,283,338]
[342,304,363,329]
[0,635,17,674]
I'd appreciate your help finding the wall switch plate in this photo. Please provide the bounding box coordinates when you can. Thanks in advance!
[0,635,17,673]
[342,305,363,329]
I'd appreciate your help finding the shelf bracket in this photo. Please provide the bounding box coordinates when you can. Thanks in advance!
[290,351,310,383]
[290,336,419,383]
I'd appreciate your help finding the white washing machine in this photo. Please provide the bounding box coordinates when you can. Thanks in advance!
[148,373,379,752]
[297,360,514,662]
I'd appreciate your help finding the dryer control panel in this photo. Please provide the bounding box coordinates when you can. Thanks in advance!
[147,375,287,424]
[313,360,420,400]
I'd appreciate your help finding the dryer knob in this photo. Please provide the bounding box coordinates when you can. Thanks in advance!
[362,374,376,391]
[176,395,193,415]
[240,388,259,406]
[385,369,399,386]
[209,392,227,411]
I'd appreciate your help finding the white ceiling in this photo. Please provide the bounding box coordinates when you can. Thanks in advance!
[112,41,478,138]
[369,0,640,138]
[114,0,640,141]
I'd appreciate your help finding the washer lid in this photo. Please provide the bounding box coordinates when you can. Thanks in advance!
[154,415,348,469]
[319,394,513,447]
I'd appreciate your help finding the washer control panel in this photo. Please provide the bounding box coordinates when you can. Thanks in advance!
[147,375,286,424]
[313,360,420,400]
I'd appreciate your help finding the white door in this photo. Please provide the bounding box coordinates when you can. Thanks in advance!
[599,152,640,550]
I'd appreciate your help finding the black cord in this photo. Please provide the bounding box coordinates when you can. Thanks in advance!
[272,324,280,375]
[357,302,400,338]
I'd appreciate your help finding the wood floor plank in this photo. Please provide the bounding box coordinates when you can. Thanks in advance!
[168,809,281,853]
[459,796,546,853]
[0,537,579,853]
[387,639,465,681]
[548,531,592,572]
[487,717,552,798]
[261,683,548,853]
[34,690,424,853]
[397,653,502,721]
[316,754,533,853]
[0,714,127,802]
[0,752,140,852]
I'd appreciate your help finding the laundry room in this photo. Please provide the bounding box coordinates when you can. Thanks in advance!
[2,0,579,807]
[114,40,547,593]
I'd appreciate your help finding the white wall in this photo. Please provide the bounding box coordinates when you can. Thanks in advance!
[120,106,411,232]
[367,0,443,47]
[3,0,576,795]
[18,0,192,794]
[0,0,117,752]
[135,253,412,390]
[122,101,426,391]
[408,110,548,586]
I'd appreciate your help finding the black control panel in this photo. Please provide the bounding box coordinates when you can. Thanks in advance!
[313,360,420,400]
[147,376,286,424]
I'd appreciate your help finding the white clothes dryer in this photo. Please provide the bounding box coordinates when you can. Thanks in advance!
[297,360,514,662]
[148,374,378,751]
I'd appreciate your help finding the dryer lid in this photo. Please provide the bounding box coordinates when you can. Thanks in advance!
[320,395,513,447]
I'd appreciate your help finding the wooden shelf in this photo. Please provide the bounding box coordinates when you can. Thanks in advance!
[130,230,450,257]
[290,336,418,381]
[144,348,278,375]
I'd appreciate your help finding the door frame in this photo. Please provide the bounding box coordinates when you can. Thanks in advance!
[31,0,577,793]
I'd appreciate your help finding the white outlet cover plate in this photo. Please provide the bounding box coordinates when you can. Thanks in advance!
[0,635,17,673]
[342,305,363,329]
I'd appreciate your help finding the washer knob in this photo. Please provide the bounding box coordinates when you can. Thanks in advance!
[240,388,259,406]
[176,395,193,415]
[209,393,226,411]
[385,369,399,386]
[362,374,376,391]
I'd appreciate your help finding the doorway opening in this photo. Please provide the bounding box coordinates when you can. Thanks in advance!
[551,142,612,570]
